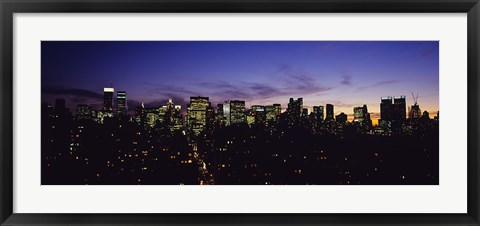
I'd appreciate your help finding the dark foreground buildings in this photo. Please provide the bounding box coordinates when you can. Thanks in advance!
[42,89,439,185]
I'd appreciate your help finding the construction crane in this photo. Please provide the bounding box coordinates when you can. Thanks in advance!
[411,92,419,105]
[409,92,421,119]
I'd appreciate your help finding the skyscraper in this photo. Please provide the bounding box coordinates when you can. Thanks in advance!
[273,104,281,117]
[116,91,127,116]
[172,105,183,131]
[76,104,92,120]
[265,104,281,123]
[252,105,266,125]
[380,95,406,135]
[409,104,421,119]
[230,100,246,125]
[393,96,407,121]
[216,104,225,125]
[145,108,160,128]
[287,98,303,116]
[246,109,256,126]
[313,106,324,122]
[301,108,308,119]
[187,96,211,134]
[134,102,146,126]
[103,87,114,115]
[380,96,393,121]
[223,101,231,126]
[353,107,364,122]
[353,104,370,122]
[326,104,334,121]
[310,106,324,131]
[286,98,303,125]
[362,104,372,129]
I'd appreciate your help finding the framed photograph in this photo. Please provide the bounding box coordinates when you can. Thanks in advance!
[1,0,479,225]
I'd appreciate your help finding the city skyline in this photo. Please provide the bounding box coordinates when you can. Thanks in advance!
[42,86,439,185]
[42,41,439,185]
[47,87,436,127]
[41,41,439,125]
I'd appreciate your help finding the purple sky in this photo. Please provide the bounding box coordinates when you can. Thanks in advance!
[41,41,439,124]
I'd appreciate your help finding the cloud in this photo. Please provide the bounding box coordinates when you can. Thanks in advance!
[70,97,102,105]
[196,81,238,90]
[193,81,286,102]
[275,63,293,76]
[372,80,399,86]
[41,87,105,112]
[357,80,400,91]
[324,100,357,108]
[340,73,352,86]
[421,48,434,57]
[146,85,200,98]
[42,86,103,99]
[213,89,250,100]
[127,99,143,111]
[136,64,334,107]
[279,64,333,95]
[248,83,285,97]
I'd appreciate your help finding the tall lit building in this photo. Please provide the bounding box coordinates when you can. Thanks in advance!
[353,104,372,131]
[286,98,303,125]
[206,105,215,133]
[265,104,281,122]
[273,104,281,117]
[103,87,114,116]
[251,105,266,125]
[380,95,406,135]
[145,108,159,128]
[256,109,266,125]
[230,100,246,125]
[172,105,183,131]
[353,104,370,123]
[134,102,146,126]
[312,106,324,122]
[380,96,393,121]
[409,104,421,119]
[187,96,211,134]
[251,105,263,112]
[223,101,231,126]
[301,108,308,119]
[76,104,92,120]
[393,96,407,121]
[246,110,256,125]
[310,106,324,131]
[158,106,168,125]
[353,107,364,122]
[216,104,225,125]
[287,98,303,116]
[116,91,127,116]
[326,104,334,121]
[362,104,372,128]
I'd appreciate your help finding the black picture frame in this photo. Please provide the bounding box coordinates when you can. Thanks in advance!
[1,0,479,225]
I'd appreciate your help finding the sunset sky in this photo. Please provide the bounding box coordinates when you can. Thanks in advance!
[41,41,439,125]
